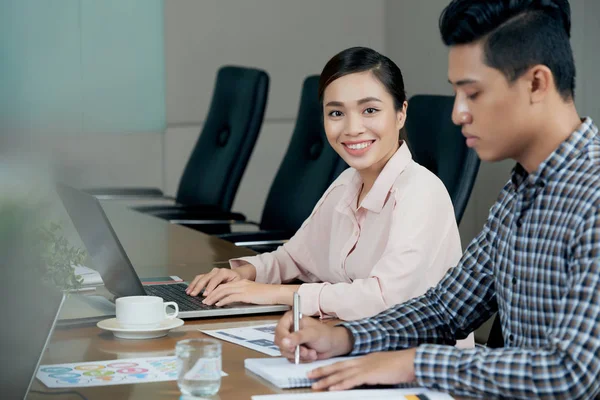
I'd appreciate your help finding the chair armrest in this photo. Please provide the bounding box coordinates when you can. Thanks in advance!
[85,187,174,201]
[216,230,291,243]
[170,219,258,226]
[138,205,246,222]
[234,239,288,247]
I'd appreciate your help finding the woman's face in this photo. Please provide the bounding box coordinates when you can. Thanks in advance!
[322,71,406,174]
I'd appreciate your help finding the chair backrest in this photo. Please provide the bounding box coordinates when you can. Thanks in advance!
[176,66,270,210]
[404,94,480,224]
[486,313,505,348]
[260,75,347,233]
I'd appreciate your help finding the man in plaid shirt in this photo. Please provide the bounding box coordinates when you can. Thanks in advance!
[275,0,600,398]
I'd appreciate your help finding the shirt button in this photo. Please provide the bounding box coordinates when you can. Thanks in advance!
[512,277,517,285]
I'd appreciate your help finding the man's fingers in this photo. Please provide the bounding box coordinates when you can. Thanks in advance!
[280,345,315,362]
[300,347,318,362]
[274,311,294,346]
[311,364,360,391]
[308,359,356,380]
[328,372,364,391]
[280,327,317,352]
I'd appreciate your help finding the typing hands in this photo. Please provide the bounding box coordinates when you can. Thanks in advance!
[186,267,244,296]
[274,310,417,391]
[202,280,291,306]
[185,265,298,306]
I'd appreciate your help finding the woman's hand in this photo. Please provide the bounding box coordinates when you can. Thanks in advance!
[202,281,298,307]
[186,264,256,297]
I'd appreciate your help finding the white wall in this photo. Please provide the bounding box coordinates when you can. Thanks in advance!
[47,0,600,241]
[385,0,597,246]
[579,1,600,121]
[47,0,386,222]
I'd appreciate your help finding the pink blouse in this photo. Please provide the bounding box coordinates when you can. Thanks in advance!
[231,144,463,324]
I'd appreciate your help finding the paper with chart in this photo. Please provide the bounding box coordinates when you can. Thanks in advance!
[200,323,281,356]
[37,356,226,388]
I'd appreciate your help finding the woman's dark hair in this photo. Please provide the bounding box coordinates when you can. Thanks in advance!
[318,47,406,110]
[439,0,575,100]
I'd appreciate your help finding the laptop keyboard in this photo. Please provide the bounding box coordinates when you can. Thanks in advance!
[144,283,217,312]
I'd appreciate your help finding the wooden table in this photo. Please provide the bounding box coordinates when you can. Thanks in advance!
[28,203,295,400]
[28,204,462,400]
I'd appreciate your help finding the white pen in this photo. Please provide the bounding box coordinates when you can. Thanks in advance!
[293,292,302,365]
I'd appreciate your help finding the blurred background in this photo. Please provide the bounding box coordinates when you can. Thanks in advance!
[1,0,598,247]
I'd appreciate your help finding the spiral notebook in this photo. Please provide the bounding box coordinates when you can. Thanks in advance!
[252,389,455,399]
[245,357,358,388]
[245,357,422,389]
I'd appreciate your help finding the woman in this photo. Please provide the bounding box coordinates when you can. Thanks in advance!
[187,47,465,333]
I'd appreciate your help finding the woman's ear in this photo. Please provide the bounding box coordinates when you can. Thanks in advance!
[396,101,408,130]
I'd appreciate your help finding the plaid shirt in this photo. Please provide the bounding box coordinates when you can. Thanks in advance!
[341,118,600,399]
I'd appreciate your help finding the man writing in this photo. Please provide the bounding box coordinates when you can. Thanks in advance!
[275,0,600,398]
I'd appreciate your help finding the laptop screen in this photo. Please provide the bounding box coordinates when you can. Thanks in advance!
[56,184,146,299]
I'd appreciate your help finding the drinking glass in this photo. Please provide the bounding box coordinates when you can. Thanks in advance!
[176,338,222,396]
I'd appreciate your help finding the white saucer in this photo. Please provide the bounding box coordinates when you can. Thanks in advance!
[97,318,184,339]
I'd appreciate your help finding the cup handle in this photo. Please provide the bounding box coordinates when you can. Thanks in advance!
[164,301,179,319]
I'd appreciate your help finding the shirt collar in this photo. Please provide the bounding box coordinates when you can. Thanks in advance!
[340,142,412,213]
[511,117,598,190]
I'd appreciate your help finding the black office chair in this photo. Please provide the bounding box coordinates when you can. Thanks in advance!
[87,66,270,225]
[486,313,505,348]
[179,75,347,251]
[404,94,480,224]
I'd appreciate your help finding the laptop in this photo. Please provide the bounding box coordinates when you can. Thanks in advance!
[56,184,289,318]
[0,259,65,399]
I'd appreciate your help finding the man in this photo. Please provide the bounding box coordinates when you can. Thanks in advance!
[274,0,600,398]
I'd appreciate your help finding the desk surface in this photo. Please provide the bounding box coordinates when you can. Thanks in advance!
[99,201,255,278]
[28,203,458,400]
[30,315,294,400]
[30,202,293,400]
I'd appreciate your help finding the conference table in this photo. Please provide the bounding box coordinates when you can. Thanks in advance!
[28,202,299,400]
[27,202,463,400]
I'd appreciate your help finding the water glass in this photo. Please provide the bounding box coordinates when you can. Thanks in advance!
[176,338,222,397]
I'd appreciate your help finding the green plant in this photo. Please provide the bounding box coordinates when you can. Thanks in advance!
[0,195,87,292]
[37,222,87,291]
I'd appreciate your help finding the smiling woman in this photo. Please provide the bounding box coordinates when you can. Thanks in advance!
[319,49,407,204]
[186,47,473,347]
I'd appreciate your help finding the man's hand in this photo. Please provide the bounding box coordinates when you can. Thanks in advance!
[308,349,417,391]
[274,311,353,362]
[186,264,256,297]
[202,280,297,306]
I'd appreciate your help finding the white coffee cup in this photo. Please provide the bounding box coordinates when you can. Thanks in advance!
[115,296,179,329]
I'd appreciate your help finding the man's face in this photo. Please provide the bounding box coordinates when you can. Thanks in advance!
[448,41,533,162]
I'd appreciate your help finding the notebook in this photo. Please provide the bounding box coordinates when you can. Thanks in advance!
[246,357,424,390]
[245,357,356,388]
[251,389,455,399]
